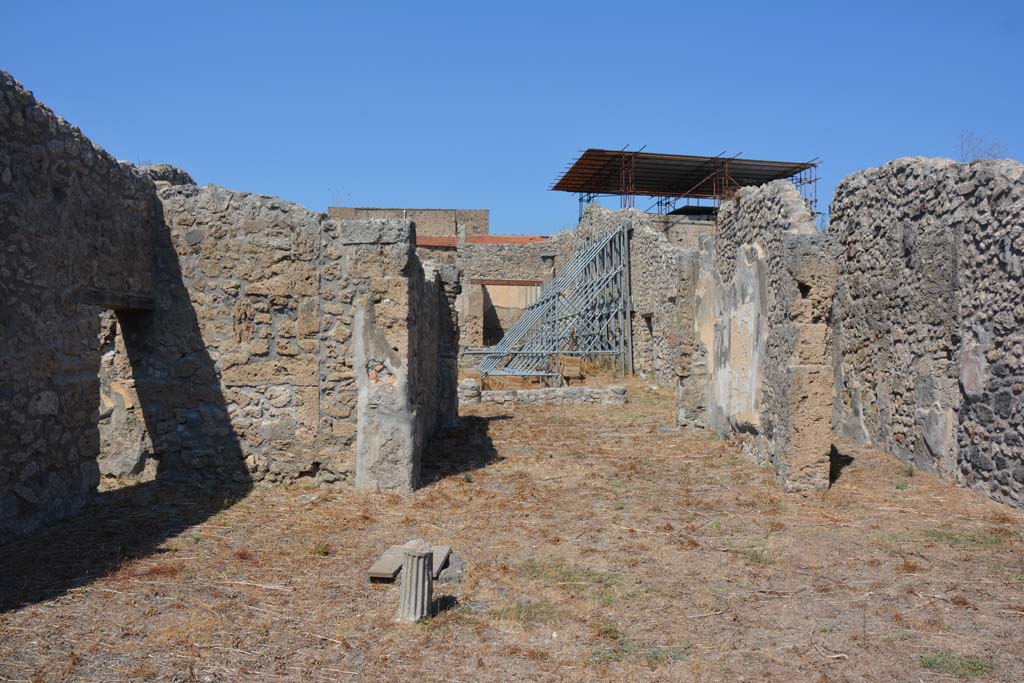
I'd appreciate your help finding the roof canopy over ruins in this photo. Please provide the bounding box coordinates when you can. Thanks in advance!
[551,148,819,216]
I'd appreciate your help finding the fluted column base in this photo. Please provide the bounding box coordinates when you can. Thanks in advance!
[396,539,433,622]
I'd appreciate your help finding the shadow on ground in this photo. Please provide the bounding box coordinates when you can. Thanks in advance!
[0,480,249,612]
[829,443,855,485]
[0,211,251,614]
[419,414,508,486]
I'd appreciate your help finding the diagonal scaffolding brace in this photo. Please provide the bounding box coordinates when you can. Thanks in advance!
[476,223,632,380]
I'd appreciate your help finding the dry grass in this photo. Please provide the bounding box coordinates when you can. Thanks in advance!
[1,380,1023,681]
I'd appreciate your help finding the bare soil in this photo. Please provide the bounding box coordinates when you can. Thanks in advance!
[2,382,1023,682]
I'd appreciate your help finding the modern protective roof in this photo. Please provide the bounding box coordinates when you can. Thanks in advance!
[551,148,817,198]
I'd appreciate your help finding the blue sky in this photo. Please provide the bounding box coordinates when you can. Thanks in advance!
[3,1,1021,234]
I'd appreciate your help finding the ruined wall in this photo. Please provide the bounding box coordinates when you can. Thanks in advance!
[831,157,1024,506]
[657,215,717,251]
[351,255,458,492]
[0,70,160,540]
[328,207,488,237]
[415,244,458,264]
[456,237,571,281]
[1,65,463,544]
[686,182,836,492]
[123,188,457,492]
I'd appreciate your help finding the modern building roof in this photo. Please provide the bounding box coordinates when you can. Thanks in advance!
[551,148,817,199]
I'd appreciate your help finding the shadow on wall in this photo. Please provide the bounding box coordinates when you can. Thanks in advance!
[419,414,507,486]
[481,287,505,346]
[0,213,251,613]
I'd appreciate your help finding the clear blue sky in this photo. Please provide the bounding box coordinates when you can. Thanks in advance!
[3,1,1021,234]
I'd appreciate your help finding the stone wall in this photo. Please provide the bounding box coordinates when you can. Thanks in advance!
[120,187,457,493]
[658,215,717,251]
[415,244,457,264]
[0,69,461,542]
[328,206,488,237]
[831,157,1024,506]
[684,181,836,492]
[455,236,573,349]
[0,70,161,541]
[352,258,458,492]
[456,237,571,282]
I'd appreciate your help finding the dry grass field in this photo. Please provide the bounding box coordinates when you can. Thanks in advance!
[2,382,1023,682]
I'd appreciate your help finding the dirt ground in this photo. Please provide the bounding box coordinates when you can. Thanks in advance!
[2,382,1023,682]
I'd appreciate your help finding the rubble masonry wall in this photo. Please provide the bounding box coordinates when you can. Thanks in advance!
[328,207,488,237]
[831,157,1024,506]
[0,71,160,541]
[1,68,460,543]
[127,185,457,493]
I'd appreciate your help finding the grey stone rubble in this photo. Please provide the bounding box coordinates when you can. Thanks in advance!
[437,552,465,583]
[457,379,627,406]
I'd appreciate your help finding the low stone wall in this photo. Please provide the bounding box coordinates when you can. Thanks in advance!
[831,157,1024,507]
[682,181,837,493]
[458,379,626,406]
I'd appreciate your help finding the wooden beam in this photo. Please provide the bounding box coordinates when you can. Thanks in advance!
[78,287,155,312]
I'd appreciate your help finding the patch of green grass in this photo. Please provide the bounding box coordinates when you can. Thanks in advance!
[919,652,993,678]
[902,464,916,477]
[881,628,913,644]
[591,624,689,669]
[463,472,474,483]
[922,528,1005,548]
[895,482,911,490]
[737,547,772,566]
[490,599,559,628]
[518,557,623,605]
[312,541,332,557]
[882,527,1006,556]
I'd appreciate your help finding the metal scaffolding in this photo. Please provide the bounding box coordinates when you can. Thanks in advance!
[476,222,632,380]
[553,148,820,221]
